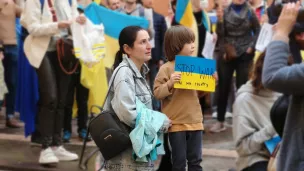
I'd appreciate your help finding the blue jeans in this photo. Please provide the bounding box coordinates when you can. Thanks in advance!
[2,45,18,119]
[169,131,203,171]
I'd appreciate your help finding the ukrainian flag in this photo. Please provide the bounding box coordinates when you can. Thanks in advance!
[175,0,194,27]
[81,3,149,113]
[175,0,198,57]
[85,3,149,69]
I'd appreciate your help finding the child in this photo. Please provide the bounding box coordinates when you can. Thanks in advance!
[0,40,8,102]
[154,25,204,171]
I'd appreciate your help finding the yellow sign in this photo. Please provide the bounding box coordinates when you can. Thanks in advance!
[174,56,216,92]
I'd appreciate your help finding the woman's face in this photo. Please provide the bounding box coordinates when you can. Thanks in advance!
[232,0,245,5]
[125,30,152,64]
[178,42,195,56]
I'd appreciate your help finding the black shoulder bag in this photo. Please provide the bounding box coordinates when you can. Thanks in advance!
[79,66,132,169]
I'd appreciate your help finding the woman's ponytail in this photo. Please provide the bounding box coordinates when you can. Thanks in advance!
[113,49,123,70]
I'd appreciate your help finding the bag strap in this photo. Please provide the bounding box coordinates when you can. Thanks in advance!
[100,65,129,109]
[40,0,72,12]
[56,39,79,75]
[46,0,78,75]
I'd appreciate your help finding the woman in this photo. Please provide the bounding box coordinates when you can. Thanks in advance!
[233,52,285,171]
[211,0,261,132]
[21,0,86,165]
[97,26,170,171]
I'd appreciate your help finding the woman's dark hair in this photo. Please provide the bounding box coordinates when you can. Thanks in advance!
[113,26,145,70]
[250,51,294,94]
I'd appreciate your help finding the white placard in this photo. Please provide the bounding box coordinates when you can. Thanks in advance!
[202,31,216,59]
[255,23,274,52]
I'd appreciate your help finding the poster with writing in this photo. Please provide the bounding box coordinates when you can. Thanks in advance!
[174,56,216,92]
[202,31,216,59]
[255,23,274,52]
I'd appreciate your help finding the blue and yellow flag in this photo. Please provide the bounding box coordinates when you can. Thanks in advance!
[174,0,198,56]
[85,3,149,69]
[175,0,195,28]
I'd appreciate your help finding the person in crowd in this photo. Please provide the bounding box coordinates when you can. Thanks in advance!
[106,0,121,10]
[171,0,217,116]
[62,65,91,143]
[97,26,170,170]
[233,52,288,171]
[262,2,304,171]
[21,0,87,165]
[0,40,8,102]
[117,0,154,39]
[0,0,23,128]
[211,0,234,121]
[248,0,268,23]
[210,0,261,133]
[154,25,208,171]
[139,0,167,111]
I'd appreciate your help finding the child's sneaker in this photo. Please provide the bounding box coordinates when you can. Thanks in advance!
[78,129,92,142]
[62,130,71,143]
[209,122,227,133]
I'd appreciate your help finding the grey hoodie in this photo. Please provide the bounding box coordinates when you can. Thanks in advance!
[233,81,280,171]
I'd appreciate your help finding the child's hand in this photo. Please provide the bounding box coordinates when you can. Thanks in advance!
[213,72,218,81]
[168,72,181,89]
[0,52,4,60]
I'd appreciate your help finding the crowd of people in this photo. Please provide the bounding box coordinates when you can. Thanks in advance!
[1,0,304,171]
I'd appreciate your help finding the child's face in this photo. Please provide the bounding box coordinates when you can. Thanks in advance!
[178,42,195,56]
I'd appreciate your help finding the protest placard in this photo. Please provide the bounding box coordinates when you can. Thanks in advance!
[174,56,216,92]
[255,23,274,52]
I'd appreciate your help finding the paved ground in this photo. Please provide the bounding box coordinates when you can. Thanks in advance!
[0,111,237,171]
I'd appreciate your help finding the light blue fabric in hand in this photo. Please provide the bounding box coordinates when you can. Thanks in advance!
[130,97,168,162]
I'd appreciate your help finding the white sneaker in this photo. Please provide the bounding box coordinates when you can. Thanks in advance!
[212,112,233,119]
[39,148,59,164]
[225,112,233,118]
[209,122,227,133]
[212,112,217,118]
[52,146,78,161]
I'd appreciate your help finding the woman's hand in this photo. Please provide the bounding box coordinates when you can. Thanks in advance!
[58,20,72,29]
[160,117,172,133]
[275,2,301,37]
[76,15,87,25]
[168,72,182,89]
[246,47,253,54]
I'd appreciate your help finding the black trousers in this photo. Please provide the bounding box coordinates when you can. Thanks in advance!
[217,53,253,122]
[63,66,89,133]
[36,52,72,149]
[157,133,172,171]
[169,131,203,171]
[242,161,268,171]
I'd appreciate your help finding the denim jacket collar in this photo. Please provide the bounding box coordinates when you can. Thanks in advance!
[122,55,149,79]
